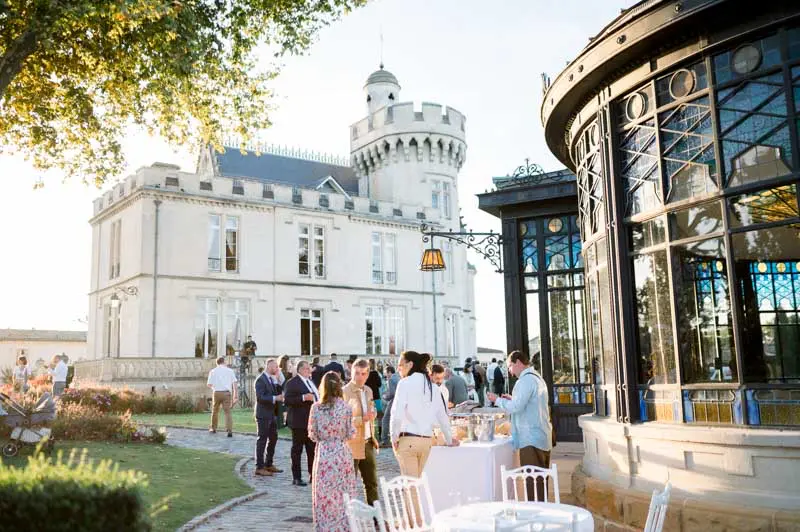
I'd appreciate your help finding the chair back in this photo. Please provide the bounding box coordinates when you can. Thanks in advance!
[379,474,435,531]
[643,482,671,532]
[500,463,560,503]
[344,493,387,532]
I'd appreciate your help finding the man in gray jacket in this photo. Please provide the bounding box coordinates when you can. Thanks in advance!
[445,367,469,406]
[380,365,400,447]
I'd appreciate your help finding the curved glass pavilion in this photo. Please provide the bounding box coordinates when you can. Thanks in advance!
[542,0,800,522]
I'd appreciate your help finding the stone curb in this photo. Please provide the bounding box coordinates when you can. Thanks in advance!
[176,457,265,531]
[137,423,292,440]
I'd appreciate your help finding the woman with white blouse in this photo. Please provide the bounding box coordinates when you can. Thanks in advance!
[390,351,459,479]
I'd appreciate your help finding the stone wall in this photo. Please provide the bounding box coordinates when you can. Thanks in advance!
[73,357,216,396]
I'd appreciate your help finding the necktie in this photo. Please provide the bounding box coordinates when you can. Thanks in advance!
[306,378,319,401]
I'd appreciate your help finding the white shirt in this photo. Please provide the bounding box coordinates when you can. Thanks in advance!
[50,360,68,383]
[487,362,498,381]
[207,365,237,392]
[301,376,319,401]
[390,373,452,444]
[439,383,450,407]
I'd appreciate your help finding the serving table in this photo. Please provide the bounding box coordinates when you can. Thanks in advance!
[422,436,516,511]
[432,501,594,532]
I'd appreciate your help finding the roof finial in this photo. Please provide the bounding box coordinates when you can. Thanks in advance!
[379,26,384,69]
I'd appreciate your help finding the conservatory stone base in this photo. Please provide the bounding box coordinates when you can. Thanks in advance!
[575,415,800,531]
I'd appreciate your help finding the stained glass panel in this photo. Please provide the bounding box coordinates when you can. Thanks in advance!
[576,120,605,237]
[732,225,800,382]
[656,61,708,107]
[672,238,736,383]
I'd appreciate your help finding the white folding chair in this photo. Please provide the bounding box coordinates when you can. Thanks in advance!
[643,482,671,532]
[345,493,388,532]
[500,463,560,503]
[379,474,436,531]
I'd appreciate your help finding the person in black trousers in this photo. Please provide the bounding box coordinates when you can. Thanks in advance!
[284,361,319,486]
[254,359,284,476]
[492,363,506,395]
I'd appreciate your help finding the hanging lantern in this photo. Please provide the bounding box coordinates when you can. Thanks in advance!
[420,248,446,271]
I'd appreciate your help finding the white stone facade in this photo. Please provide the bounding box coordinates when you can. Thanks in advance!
[85,69,476,366]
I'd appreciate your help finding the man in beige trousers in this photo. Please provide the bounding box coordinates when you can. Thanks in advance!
[207,357,238,437]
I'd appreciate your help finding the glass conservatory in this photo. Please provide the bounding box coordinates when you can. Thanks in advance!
[541,0,800,521]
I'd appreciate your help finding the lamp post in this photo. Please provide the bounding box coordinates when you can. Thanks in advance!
[107,286,139,357]
[419,223,504,362]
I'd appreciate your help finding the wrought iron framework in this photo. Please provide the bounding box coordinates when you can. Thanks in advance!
[420,222,505,273]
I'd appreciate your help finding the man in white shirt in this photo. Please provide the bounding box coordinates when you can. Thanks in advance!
[207,357,238,437]
[430,364,450,408]
[49,354,69,397]
[487,358,498,390]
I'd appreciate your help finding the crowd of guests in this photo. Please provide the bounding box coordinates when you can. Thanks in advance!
[206,349,549,532]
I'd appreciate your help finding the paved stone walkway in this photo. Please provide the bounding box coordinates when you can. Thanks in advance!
[166,428,584,531]
[166,428,400,531]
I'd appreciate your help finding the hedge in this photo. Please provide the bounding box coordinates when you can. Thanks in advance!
[0,449,151,531]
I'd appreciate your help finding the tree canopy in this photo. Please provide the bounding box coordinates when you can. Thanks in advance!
[0,0,366,186]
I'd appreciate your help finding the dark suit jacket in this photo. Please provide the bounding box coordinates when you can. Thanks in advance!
[322,361,346,380]
[311,365,325,387]
[492,366,506,395]
[254,372,279,420]
[284,376,315,430]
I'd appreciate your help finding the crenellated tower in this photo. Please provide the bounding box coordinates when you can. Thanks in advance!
[350,66,467,229]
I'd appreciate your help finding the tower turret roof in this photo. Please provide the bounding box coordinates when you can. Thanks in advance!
[365,64,399,86]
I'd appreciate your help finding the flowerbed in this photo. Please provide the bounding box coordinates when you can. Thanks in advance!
[60,386,201,415]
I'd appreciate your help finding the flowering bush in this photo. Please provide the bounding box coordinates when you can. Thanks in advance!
[60,386,200,415]
[131,426,168,444]
[51,403,138,442]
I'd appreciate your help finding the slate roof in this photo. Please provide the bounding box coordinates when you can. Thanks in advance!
[0,329,87,342]
[214,148,359,195]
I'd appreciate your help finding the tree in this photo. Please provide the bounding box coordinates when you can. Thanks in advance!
[0,0,365,186]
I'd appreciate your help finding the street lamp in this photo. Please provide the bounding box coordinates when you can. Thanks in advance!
[109,286,139,308]
[418,222,505,362]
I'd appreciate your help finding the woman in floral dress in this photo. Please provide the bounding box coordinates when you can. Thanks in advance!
[308,371,358,532]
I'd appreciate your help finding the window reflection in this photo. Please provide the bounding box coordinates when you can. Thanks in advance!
[672,238,736,383]
[669,202,724,240]
[732,225,800,382]
[729,184,799,227]
[717,72,793,187]
[526,292,542,374]
[632,250,676,384]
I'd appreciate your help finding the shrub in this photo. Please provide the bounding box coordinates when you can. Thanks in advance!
[0,448,151,531]
[52,404,138,442]
[61,386,202,415]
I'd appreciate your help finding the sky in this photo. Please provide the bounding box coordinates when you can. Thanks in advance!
[0,0,635,350]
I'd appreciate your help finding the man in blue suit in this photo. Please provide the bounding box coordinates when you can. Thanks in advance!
[254,359,284,476]
[322,353,346,380]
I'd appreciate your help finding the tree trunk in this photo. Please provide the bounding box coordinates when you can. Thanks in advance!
[0,30,39,101]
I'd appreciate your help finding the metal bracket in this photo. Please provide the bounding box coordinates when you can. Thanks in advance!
[420,222,504,273]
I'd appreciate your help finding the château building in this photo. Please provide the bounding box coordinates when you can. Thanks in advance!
[78,67,476,391]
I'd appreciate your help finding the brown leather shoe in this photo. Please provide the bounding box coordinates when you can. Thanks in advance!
[266,465,283,473]
[254,468,273,477]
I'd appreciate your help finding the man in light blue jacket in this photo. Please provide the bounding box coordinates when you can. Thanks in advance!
[487,350,553,501]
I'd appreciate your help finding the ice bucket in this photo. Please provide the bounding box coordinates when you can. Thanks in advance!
[469,414,496,442]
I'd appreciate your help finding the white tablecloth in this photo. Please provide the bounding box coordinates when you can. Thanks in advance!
[432,501,594,532]
[422,437,515,511]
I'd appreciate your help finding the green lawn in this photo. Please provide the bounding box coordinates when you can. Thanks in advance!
[1,442,251,531]
[133,408,291,437]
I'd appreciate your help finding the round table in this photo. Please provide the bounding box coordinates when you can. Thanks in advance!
[432,501,594,532]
